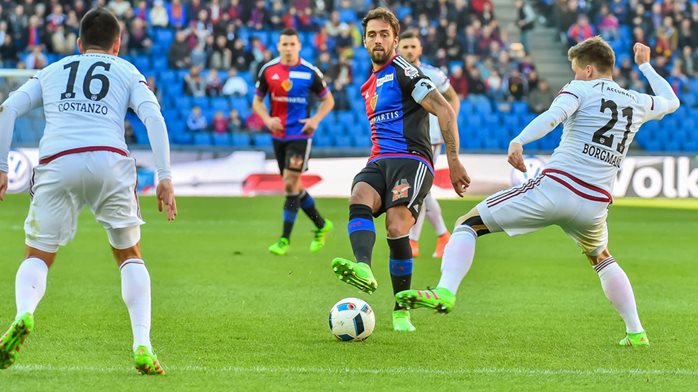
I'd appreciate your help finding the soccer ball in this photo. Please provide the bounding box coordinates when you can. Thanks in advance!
[329,297,375,341]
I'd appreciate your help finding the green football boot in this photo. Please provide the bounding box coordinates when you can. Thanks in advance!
[134,345,165,375]
[268,237,290,255]
[331,258,378,294]
[310,219,334,253]
[0,312,34,370]
[619,331,649,347]
[395,287,456,314]
[392,309,416,332]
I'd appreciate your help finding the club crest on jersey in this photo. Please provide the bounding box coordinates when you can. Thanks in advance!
[289,154,304,170]
[391,179,411,201]
[369,94,378,111]
[404,66,419,79]
[281,79,293,92]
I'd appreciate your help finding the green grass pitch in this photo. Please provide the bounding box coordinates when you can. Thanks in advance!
[0,194,697,391]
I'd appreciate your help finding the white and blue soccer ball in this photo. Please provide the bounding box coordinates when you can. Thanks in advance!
[510,154,546,186]
[329,297,375,341]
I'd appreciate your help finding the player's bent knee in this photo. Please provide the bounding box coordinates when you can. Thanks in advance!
[587,248,611,266]
[107,226,141,250]
[454,211,491,237]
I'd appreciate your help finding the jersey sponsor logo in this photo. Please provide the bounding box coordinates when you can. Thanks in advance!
[391,179,411,201]
[271,73,280,80]
[369,94,378,110]
[581,143,623,168]
[271,94,307,104]
[369,110,400,125]
[404,67,419,79]
[281,79,293,92]
[289,71,312,80]
[288,154,305,170]
[57,101,109,115]
[376,73,394,87]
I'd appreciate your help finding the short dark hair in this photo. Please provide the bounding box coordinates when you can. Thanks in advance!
[567,36,615,74]
[362,7,400,39]
[280,28,299,38]
[80,8,120,50]
[399,30,420,41]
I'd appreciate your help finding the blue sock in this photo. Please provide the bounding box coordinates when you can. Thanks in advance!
[388,236,413,310]
[348,204,375,265]
[282,193,300,239]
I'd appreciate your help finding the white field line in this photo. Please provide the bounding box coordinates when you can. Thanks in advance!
[8,365,698,377]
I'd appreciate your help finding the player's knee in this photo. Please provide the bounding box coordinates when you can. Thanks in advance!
[386,221,410,238]
[454,210,490,237]
[112,245,142,265]
[107,226,141,251]
[587,248,611,266]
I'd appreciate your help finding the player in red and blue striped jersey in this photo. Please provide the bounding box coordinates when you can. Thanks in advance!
[252,28,335,256]
[330,8,470,332]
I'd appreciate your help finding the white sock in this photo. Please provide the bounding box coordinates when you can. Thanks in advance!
[15,257,49,318]
[595,257,644,333]
[409,202,427,242]
[121,260,152,352]
[437,227,477,294]
[424,194,448,236]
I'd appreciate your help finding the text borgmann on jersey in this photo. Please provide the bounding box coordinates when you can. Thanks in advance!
[57,101,109,115]
[582,143,622,168]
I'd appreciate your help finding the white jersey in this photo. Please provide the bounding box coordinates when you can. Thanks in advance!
[419,63,451,145]
[19,53,159,159]
[545,78,664,193]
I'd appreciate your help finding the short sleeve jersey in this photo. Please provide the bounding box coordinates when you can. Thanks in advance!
[255,57,329,140]
[547,79,659,192]
[25,53,159,159]
[419,63,451,145]
[360,55,437,171]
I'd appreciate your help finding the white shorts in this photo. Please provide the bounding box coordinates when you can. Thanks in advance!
[25,150,144,252]
[477,169,613,256]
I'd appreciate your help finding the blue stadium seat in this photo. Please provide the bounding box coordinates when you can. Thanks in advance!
[314,136,333,147]
[192,96,209,109]
[193,132,212,145]
[231,133,251,147]
[211,97,229,112]
[333,135,352,148]
[133,55,151,73]
[162,109,179,123]
[175,96,193,111]
[352,135,372,148]
[167,122,186,138]
[152,56,168,71]
[252,133,272,147]
[511,101,528,115]
[155,29,174,47]
[212,133,231,146]
[173,133,193,145]
[335,111,355,125]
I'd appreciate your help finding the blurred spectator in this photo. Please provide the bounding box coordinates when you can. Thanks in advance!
[316,51,332,78]
[335,23,354,58]
[168,30,192,69]
[468,68,487,97]
[333,81,351,111]
[26,15,44,48]
[205,68,223,97]
[212,111,228,134]
[108,0,132,19]
[124,120,136,144]
[567,15,595,47]
[208,0,224,25]
[677,19,695,50]
[248,37,267,74]
[628,71,647,93]
[228,0,243,27]
[528,79,554,114]
[187,105,208,132]
[507,70,526,101]
[315,26,331,53]
[248,0,269,30]
[329,54,353,86]
[269,0,286,29]
[668,65,689,95]
[209,35,232,69]
[526,69,539,91]
[231,38,253,71]
[150,0,169,28]
[133,1,148,21]
[595,4,618,41]
[326,11,342,37]
[449,66,469,98]
[0,34,19,67]
[228,109,243,133]
[486,70,507,101]
[515,0,536,54]
[167,0,187,29]
[147,76,162,102]
[184,66,206,97]
[222,67,249,96]
[555,0,579,44]
[128,19,152,55]
[46,4,66,33]
[50,24,76,55]
[680,46,697,77]
[25,45,47,70]
[245,111,265,133]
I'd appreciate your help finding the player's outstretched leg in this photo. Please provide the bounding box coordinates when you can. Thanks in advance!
[396,225,478,313]
[134,345,165,375]
[0,313,34,369]
[387,236,416,332]
[269,193,300,255]
[332,204,378,293]
[593,255,649,347]
[298,191,333,252]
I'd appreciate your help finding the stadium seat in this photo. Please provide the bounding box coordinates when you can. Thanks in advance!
[193,132,212,145]
[174,96,193,111]
[231,133,251,147]
[352,135,372,148]
[212,133,231,146]
[335,111,355,125]
[152,56,168,71]
[511,101,528,115]
[133,55,151,73]
[211,97,229,112]
[252,133,272,147]
[173,133,193,145]
[192,96,209,109]
[314,136,333,147]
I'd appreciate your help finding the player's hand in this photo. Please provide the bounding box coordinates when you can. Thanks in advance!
[0,171,7,201]
[156,178,177,221]
[448,159,471,197]
[508,142,527,173]
[299,117,319,134]
[266,117,284,134]
[633,43,651,65]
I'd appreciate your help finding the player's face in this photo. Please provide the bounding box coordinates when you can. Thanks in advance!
[277,34,301,64]
[398,37,422,65]
[364,19,398,66]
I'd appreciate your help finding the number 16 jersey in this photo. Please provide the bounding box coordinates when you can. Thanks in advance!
[17,53,159,159]
[547,79,659,193]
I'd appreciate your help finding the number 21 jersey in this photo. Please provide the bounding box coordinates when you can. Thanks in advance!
[547,79,657,193]
[28,53,158,159]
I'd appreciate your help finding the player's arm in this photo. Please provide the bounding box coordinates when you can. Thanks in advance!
[252,68,283,133]
[0,76,42,201]
[507,88,581,172]
[300,68,335,133]
[130,75,176,220]
[634,43,680,121]
[441,85,460,119]
[419,87,471,196]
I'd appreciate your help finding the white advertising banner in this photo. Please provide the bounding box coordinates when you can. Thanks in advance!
[7,148,698,199]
